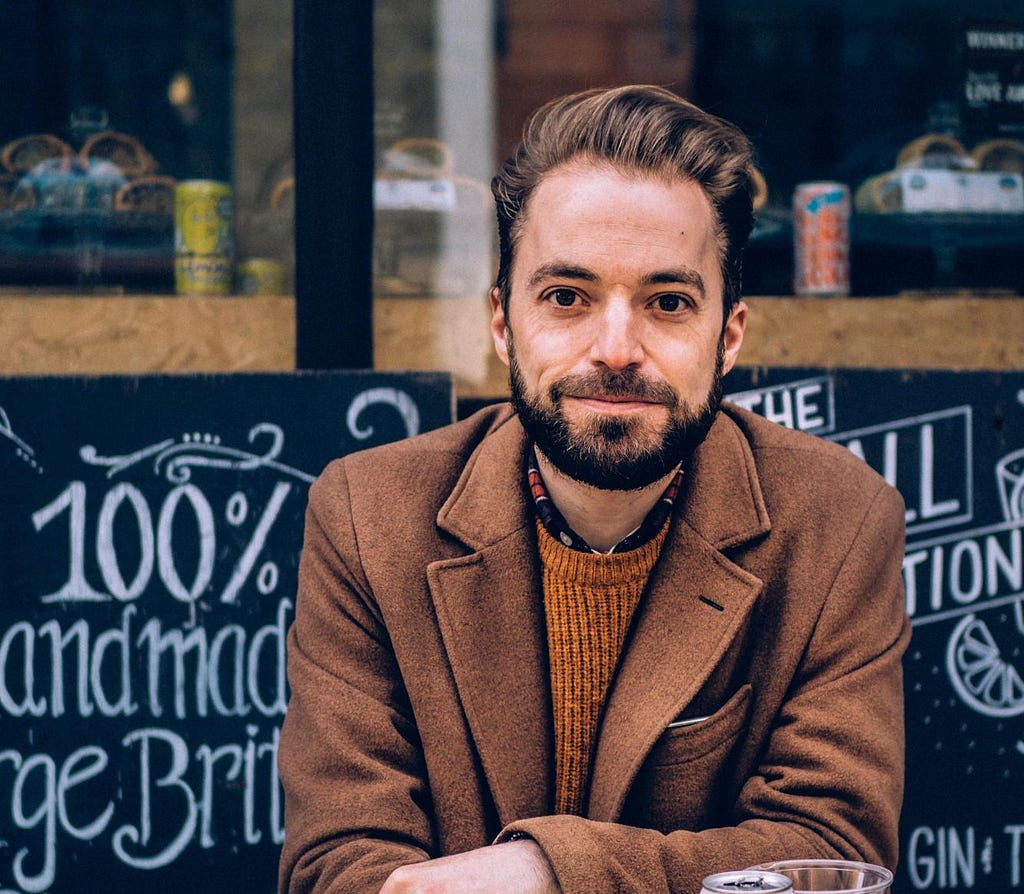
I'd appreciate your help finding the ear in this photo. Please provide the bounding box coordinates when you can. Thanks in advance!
[720,300,747,376]
[489,287,510,367]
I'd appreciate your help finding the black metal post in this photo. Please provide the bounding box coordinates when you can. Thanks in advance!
[293,0,374,369]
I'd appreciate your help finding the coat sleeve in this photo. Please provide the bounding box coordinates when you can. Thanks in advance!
[277,462,434,893]
[497,482,911,894]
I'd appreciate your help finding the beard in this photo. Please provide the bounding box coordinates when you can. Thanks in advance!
[508,340,725,491]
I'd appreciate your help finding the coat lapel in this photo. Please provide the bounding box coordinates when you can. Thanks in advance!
[588,409,772,820]
[428,411,554,823]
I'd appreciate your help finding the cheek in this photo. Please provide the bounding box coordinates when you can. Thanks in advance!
[513,328,585,377]
[653,342,720,397]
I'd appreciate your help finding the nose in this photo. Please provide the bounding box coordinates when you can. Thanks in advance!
[589,299,644,370]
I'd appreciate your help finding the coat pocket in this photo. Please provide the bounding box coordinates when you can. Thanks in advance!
[619,684,753,832]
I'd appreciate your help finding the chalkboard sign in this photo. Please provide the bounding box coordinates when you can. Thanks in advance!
[725,367,1024,893]
[6,366,1020,892]
[0,371,453,894]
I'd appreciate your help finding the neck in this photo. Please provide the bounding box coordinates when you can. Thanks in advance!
[535,449,678,553]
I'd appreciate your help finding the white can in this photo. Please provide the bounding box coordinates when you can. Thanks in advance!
[701,870,794,893]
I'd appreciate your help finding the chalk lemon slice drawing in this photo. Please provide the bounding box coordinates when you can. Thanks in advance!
[947,610,1024,718]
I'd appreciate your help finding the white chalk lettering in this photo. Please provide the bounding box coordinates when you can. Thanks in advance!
[0,745,113,893]
[835,407,971,536]
[32,480,289,607]
[0,599,292,720]
[90,604,139,717]
[0,624,46,717]
[1,728,282,890]
[96,482,154,601]
[31,482,107,603]
[1,750,56,893]
[726,376,834,434]
[113,728,197,869]
[157,484,216,604]
[1007,825,1024,887]
[904,520,1023,622]
[907,825,976,889]
[37,619,91,717]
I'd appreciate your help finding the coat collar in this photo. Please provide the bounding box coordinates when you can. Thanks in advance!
[434,404,771,552]
[428,404,770,824]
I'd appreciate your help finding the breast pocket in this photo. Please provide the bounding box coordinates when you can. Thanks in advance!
[619,684,753,833]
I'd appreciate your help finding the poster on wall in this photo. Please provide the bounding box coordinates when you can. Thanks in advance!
[0,370,453,894]
[960,19,1024,139]
[725,367,1024,893]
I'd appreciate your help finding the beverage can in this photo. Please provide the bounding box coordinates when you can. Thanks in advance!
[236,257,286,295]
[701,869,794,893]
[175,180,234,294]
[792,181,850,296]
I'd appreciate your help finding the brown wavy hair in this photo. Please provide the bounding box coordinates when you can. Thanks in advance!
[491,85,757,322]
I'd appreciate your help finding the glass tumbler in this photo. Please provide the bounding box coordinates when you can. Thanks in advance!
[749,859,892,893]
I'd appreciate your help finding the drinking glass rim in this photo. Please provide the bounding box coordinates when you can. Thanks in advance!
[749,858,893,892]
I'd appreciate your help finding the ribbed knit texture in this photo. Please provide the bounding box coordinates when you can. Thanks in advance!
[537,517,669,816]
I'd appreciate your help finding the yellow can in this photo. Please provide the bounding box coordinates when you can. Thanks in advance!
[236,257,286,295]
[174,180,234,294]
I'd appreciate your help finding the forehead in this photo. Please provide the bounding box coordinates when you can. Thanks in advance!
[513,161,723,284]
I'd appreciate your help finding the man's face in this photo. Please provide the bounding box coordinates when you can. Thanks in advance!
[490,161,746,491]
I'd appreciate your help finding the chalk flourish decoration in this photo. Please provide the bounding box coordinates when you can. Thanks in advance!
[79,422,315,484]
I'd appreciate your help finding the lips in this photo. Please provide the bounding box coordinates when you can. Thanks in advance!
[571,393,664,408]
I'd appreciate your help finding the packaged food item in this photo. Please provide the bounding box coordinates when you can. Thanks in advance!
[971,138,1024,173]
[113,175,177,214]
[79,130,156,178]
[895,133,971,170]
[1,133,73,175]
[853,133,1024,213]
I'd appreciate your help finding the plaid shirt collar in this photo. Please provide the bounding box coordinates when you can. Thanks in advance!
[527,445,683,554]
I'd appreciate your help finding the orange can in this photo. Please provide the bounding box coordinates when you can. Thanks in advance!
[793,181,850,296]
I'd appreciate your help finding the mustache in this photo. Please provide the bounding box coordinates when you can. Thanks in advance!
[549,369,679,407]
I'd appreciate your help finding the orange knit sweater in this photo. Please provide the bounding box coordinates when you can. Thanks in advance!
[536,517,669,816]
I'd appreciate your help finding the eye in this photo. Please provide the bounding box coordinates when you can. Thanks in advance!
[651,293,689,313]
[544,287,581,307]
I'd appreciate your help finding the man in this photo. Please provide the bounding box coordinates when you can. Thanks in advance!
[278,85,909,893]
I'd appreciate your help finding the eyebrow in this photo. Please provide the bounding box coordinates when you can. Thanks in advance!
[525,263,597,291]
[526,261,706,298]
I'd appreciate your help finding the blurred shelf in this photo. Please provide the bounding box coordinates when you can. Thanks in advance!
[748,209,1024,295]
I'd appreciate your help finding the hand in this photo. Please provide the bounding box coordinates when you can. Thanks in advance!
[379,840,560,893]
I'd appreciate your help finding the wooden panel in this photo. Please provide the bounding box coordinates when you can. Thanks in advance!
[0,295,295,375]
[739,294,1024,372]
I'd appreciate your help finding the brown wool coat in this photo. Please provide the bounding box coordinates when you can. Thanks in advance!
[278,403,910,894]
